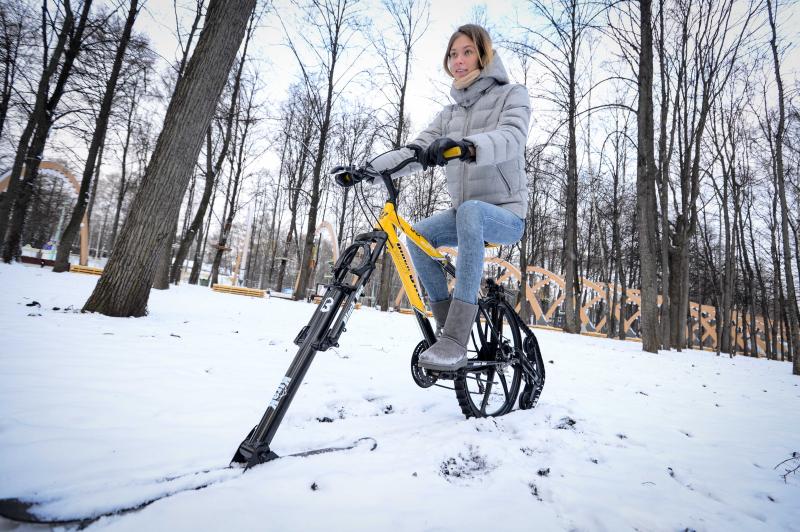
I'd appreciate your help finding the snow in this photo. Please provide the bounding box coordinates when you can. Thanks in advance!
[1,263,798,531]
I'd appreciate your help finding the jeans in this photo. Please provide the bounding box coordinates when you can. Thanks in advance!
[407,200,525,305]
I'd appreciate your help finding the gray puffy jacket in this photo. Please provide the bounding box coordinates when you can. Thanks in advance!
[370,54,530,218]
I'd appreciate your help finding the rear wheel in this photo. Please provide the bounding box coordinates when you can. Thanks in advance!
[454,300,522,418]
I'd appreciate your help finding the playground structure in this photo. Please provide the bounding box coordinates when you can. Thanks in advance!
[0,161,89,266]
[386,249,783,358]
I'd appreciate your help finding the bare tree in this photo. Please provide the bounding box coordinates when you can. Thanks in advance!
[83,0,257,316]
[288,0,363,301]
[510,0,606,334]
[0,0,88,257]
[209,72,260,286]
[0,0,32,140]
[766,0,799,373]
[53,0,141,272]
[666,0,755,350]
[275,86,317,292]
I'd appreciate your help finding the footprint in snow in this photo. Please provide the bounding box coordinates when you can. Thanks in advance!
[439,444,496,483]
[554,417,577,430]
[520,447,536,456]
[528,481,543,501]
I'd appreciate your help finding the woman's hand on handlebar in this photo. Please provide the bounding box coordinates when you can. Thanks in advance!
[406,144,430,170]
[425,137,474,166]
[330,164,380,188]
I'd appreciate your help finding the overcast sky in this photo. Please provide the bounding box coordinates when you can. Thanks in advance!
[140,0,523,130]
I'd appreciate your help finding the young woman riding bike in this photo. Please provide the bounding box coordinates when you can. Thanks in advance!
[363,24,531,373]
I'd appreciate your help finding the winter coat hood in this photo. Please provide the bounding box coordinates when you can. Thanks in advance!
[450,54,510,108]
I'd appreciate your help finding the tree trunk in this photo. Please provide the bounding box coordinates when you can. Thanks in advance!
[562,32,580,334]
[171,132,215,284]
[53,0,139,272]
[110,90,138,251]
[636,0,660,353]
[749,212,769,358]
[152,220,177,289]
[83,0,257,317]
[86,134,105,228]
[518,223,531,324]
[188,209,209,285]
[0,5,23,139]
[766,0,800,374]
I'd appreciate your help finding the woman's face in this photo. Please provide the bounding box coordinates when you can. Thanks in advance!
[448,34,479,79]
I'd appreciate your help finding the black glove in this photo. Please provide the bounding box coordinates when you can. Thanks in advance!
[406,144,430,170]
[330,165,363,188]
[424,137,474,166]
[330,164,381,187]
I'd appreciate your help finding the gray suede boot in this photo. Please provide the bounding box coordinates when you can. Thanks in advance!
[418,298,478,371]
[429,298,451,337]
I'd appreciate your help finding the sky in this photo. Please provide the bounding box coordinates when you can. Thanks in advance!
[138,0,522,149]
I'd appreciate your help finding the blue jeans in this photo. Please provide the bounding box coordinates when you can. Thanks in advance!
[407,200,525,305]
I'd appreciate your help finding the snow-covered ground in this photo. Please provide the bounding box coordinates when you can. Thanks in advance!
[1,263,798,531]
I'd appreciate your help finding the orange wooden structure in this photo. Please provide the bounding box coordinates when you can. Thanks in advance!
[0,162,89,266]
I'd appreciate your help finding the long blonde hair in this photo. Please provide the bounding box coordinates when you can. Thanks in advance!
[443,24,494,78]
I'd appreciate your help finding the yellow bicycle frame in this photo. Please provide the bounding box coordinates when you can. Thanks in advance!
[375,201,448,314]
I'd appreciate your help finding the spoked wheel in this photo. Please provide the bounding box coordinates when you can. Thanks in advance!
[454,300,522,418]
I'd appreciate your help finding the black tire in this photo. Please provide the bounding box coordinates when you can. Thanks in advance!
[519,384,542,410]
[454,301,522,418]
[519,333,545,410]
[410,340,437,388]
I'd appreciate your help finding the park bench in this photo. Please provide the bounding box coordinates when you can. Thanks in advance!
[398,308,433,317]
[211,284,265,298]
[69,264,103,275]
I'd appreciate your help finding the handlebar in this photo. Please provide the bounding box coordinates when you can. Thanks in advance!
[330,145,465,204]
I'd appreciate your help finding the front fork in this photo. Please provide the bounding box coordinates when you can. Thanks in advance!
[231,230,390,468]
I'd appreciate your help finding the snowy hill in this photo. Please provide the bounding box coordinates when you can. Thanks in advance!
[1,263,798,531]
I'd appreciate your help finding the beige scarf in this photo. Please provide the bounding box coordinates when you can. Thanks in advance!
[453,68,481,90]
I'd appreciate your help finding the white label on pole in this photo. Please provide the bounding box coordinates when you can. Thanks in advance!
[268,376,292,409]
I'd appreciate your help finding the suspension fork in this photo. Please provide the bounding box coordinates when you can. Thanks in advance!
[231,231,388,468]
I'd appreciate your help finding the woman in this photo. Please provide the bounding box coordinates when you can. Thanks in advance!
[369,24,530,372]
